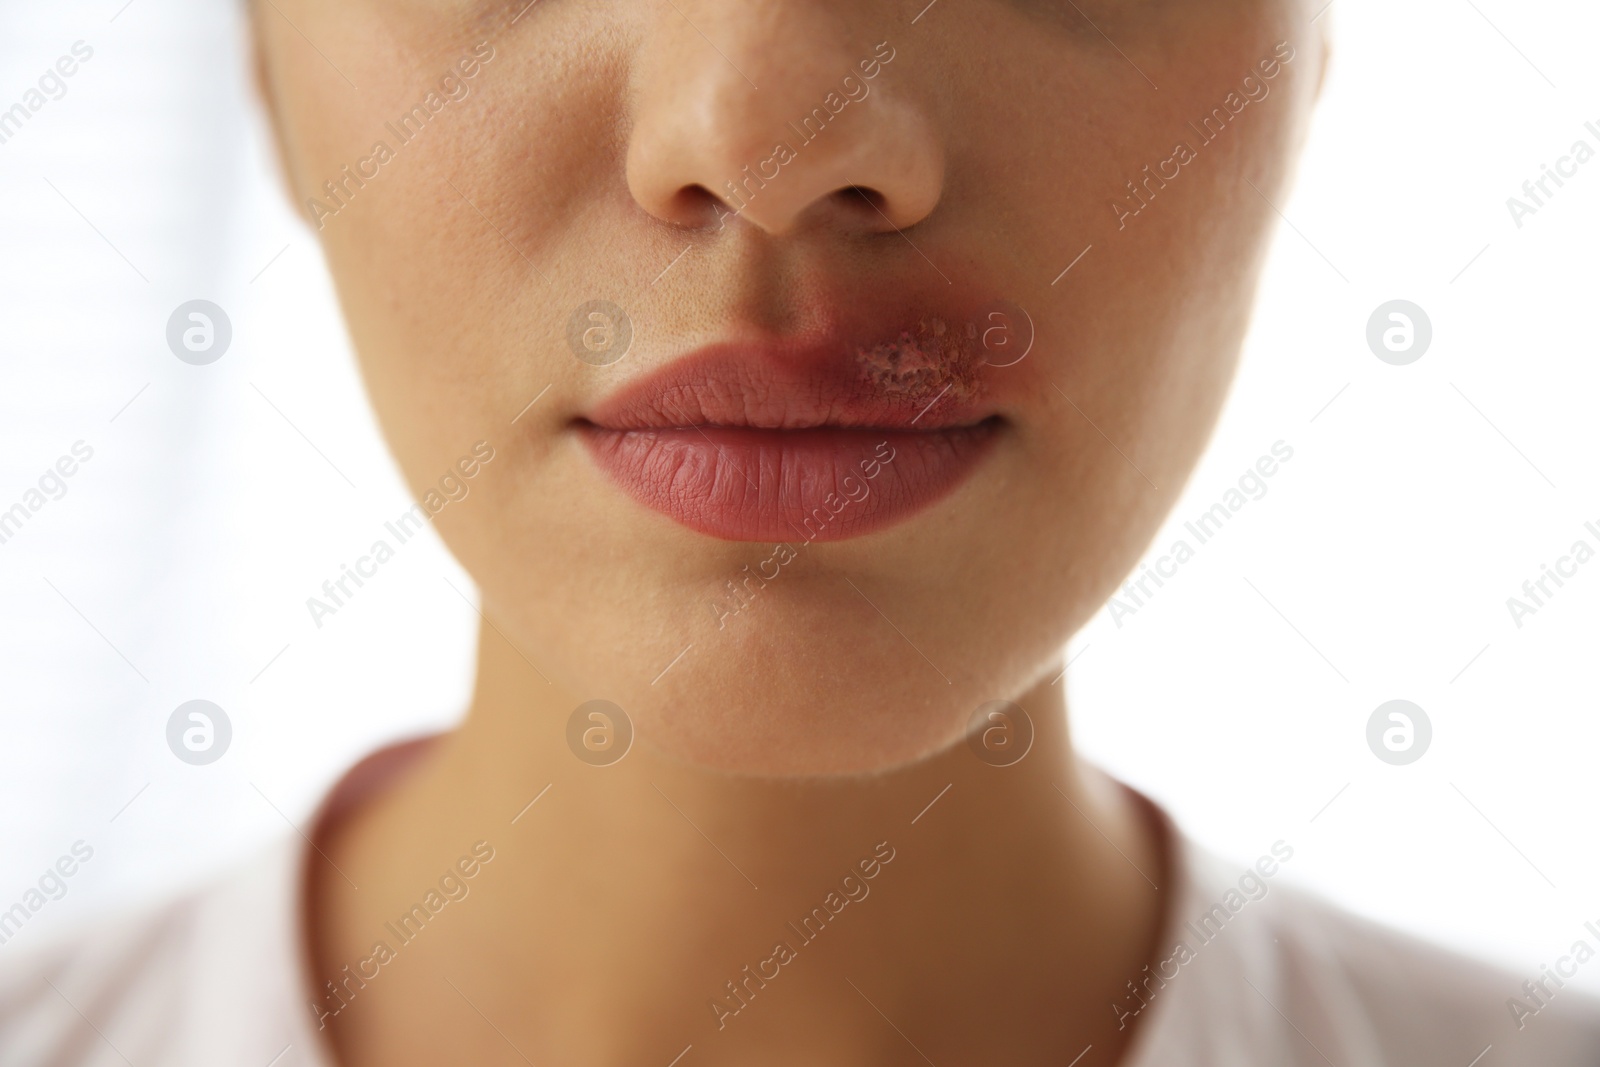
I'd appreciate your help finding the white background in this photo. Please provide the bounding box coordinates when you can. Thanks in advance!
[1,0,1596,1000]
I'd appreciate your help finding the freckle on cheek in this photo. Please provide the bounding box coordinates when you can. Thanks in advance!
[855,317,985,402]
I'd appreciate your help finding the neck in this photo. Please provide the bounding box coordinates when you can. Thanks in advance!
[310,623,1171,1066]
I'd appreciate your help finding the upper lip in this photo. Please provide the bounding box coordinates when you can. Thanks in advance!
[580,322,1002,434]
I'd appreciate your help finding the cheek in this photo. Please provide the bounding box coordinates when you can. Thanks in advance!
[273,8,633,493]
[936,12,1314,618]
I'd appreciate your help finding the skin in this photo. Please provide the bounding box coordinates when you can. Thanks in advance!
[251,1,1326,1063]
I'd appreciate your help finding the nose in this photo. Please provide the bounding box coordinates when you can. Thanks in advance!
[625,5,944,236]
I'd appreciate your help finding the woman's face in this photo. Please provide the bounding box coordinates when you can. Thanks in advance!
[254,0,1324,775]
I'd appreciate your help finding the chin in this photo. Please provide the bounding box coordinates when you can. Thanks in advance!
[617,616,981,778]
[637,685,970,779]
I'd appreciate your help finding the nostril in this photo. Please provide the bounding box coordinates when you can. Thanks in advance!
[662,184,730,229]
[842,185,892,224]
[844,185,882,207]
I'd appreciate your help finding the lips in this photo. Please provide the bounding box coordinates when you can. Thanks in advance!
[576,321,1009,542]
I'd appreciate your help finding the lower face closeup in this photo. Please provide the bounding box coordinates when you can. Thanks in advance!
[253,0,1324,775]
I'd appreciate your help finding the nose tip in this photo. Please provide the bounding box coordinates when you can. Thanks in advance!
[625,25,943,236]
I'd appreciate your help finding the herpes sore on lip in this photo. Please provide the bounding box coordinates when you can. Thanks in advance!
[854,316,987,405]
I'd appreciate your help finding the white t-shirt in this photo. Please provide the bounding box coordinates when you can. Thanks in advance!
[2,750,1597,1066]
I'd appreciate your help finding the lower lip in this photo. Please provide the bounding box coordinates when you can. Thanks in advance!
[579,422,1001,542]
